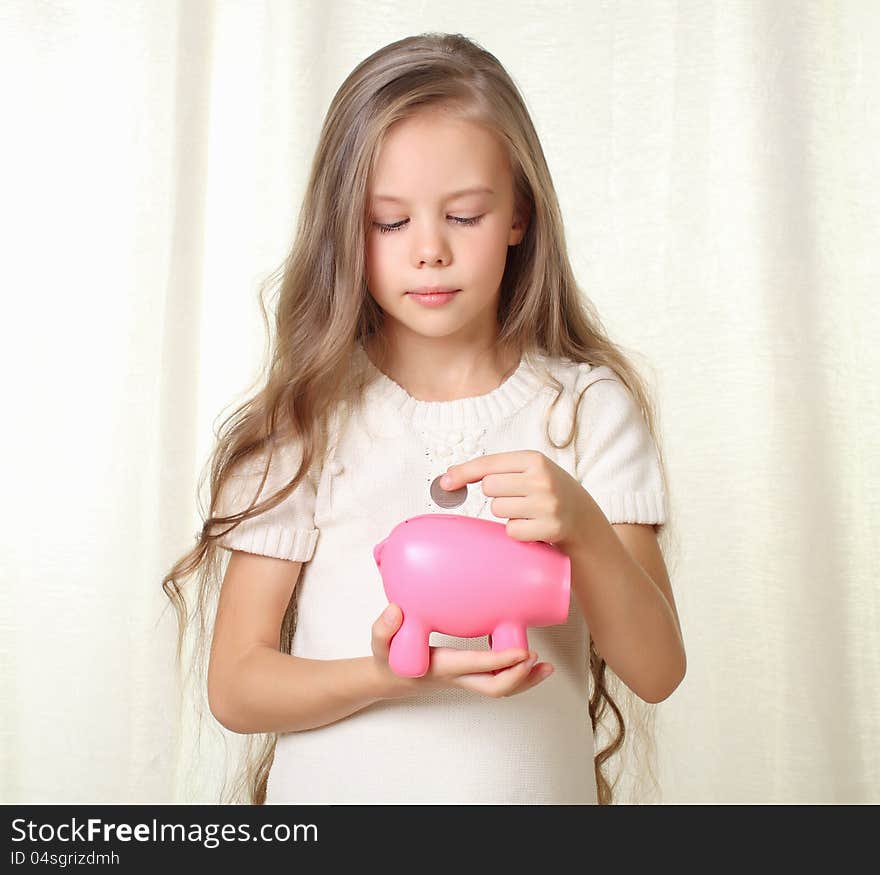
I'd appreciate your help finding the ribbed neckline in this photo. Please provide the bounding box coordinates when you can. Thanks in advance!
[353,342,548,429]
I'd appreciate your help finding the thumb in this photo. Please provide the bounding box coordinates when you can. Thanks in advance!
[372,603,402,657]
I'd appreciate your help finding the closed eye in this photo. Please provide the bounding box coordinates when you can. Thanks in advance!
[372,215,485,234]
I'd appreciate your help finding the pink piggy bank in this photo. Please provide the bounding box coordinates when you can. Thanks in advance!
[372,513,571,678]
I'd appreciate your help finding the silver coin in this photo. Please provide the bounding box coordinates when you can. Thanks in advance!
[430,474,468,509]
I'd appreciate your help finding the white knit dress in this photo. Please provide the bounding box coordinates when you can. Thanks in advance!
[216,343,667,804]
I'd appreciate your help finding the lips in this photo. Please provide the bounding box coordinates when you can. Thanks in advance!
[407,287,460,295]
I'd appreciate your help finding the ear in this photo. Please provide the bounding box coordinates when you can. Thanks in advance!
[508,208,530,246]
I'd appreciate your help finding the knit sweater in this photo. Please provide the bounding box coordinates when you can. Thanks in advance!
[215,341,667,804]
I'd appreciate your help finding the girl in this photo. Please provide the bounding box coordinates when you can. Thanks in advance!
[163,32,685,806]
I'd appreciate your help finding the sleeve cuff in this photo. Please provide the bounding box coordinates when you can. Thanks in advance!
[592,491,666,525]
[217,526,319,562]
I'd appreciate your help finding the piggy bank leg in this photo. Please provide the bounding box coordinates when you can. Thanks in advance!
[489,622,529,653]
[388,617,431,678]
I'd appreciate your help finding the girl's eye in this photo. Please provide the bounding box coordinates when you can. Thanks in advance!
[372,215,485,234]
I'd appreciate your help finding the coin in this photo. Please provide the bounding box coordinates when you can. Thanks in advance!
[430,474,468,509]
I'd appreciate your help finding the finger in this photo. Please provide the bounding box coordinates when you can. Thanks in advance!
[457,653,539,695]
[443,452,532,491]
[433,646,530,676]
[480,659,555,698]
[477,471,530,498]
[503,662,555,697]
[493,653,542,689]
[370,603,402,658]
[486,495,531,520]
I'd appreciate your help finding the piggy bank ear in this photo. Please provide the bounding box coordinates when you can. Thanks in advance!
[372,538,387,567]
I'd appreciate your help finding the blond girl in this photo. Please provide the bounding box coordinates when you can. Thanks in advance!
[164,32,685,805]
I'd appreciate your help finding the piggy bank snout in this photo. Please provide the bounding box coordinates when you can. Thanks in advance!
[372,537,388,567]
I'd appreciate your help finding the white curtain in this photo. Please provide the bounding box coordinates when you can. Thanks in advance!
[1,0,876,804]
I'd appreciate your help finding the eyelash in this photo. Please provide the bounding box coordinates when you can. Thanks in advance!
[372,215,485,234]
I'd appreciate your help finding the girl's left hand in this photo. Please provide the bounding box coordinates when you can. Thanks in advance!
[440,450,596,553]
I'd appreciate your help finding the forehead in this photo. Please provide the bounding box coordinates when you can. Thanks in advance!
[371,186,495,204]
[368,115,509,202]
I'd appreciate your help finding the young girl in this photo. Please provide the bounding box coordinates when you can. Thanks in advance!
[163,32,685,806]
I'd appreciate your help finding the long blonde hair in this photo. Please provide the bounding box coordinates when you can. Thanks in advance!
[162,32,678,805]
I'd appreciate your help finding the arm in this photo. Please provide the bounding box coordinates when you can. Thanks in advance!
[561,497,686,704]
[214,648,392,735]
[207,550,397,735]
[208,551,546,733]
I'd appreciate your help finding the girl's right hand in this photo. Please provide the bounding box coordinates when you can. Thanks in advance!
[371,603,554,700]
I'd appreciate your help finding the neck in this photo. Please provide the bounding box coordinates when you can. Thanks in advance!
[362,333,521,403]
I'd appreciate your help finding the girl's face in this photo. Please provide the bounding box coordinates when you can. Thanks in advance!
[365,113,527,344]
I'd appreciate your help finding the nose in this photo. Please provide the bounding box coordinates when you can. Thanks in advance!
[411,224,451,267]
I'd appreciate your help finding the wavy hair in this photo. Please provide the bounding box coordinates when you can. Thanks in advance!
[162,32,678,806]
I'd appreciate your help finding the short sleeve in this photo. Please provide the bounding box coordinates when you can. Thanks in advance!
[211,439,320,562]
[573,365,667,525]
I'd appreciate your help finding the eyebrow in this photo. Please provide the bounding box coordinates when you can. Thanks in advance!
[370,187,495,203]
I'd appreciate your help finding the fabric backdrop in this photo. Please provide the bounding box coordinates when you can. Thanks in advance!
[1,0,877,804]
